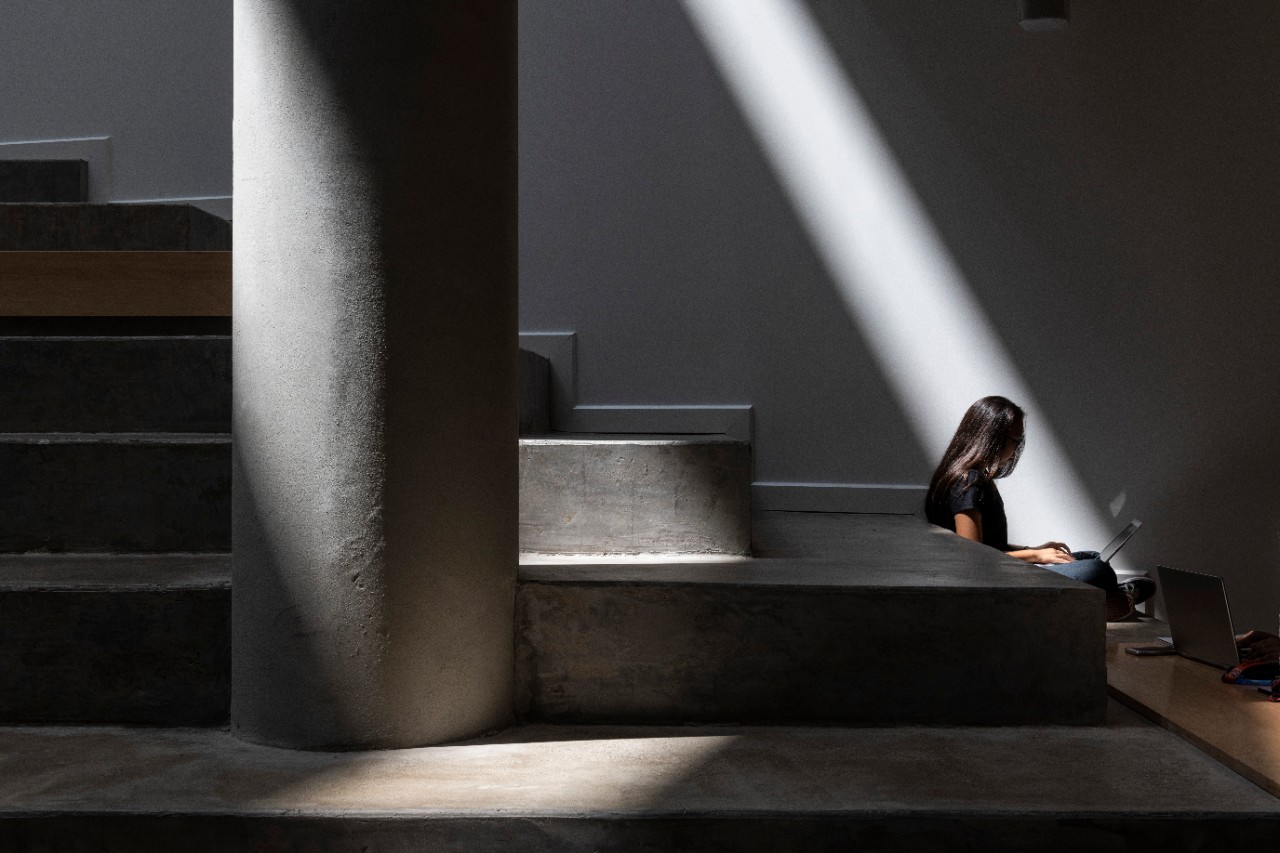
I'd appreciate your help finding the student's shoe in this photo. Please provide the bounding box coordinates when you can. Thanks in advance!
[1118,576,1157,608]
[1106,591,1135,622]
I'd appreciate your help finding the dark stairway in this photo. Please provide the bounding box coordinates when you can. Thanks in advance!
[0,161,233,724]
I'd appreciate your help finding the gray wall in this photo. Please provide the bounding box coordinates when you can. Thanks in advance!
[0,1,232,214]
[520,0,1280,629]
[5,0,1278,627]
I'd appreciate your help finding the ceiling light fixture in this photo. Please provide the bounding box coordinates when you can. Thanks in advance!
[1020,0,1069,31]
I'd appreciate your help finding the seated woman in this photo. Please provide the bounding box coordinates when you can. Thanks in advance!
[924,395,1154,620]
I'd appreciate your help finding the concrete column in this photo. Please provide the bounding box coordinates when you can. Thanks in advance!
[231,1,517,749]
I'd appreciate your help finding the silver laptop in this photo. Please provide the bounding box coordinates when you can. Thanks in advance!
[1035,519,1141,567]
[1098,519,1142,563]
[1155,565,1241,669]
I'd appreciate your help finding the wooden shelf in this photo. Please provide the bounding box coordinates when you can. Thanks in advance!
[1108,618,1280,796]
[0,252,231,316]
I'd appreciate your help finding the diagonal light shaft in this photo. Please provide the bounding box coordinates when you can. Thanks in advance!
[682,0,1114,558]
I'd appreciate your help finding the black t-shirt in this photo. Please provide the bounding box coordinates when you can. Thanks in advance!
[926,469,1009,551]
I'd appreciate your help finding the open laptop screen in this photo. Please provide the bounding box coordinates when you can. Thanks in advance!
[1098,520,1142,563]
[1156,565,1239,669]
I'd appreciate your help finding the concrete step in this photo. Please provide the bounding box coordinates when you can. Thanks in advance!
[0,203,230,250]
[1,703,1276,851]
[0,554,230,724]
[0,336,230,432]
[0,336,538,431]
[0,511,1102,729]
[517,512,1106,726]
[0,160,87,203]
[519,434,751,555]
[0,433,231,552]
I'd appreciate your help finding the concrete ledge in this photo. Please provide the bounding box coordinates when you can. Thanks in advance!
[519,435,751,555]
[0,555,230,724]
[516,513,1107,726]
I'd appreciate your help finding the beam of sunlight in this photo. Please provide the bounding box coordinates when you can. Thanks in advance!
[682,0,1119,563]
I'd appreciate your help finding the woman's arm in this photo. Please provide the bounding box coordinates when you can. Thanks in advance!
[953,511,1072,563]
[954,510,982,543]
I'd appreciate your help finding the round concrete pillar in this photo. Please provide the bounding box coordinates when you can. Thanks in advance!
[231,1,517,749]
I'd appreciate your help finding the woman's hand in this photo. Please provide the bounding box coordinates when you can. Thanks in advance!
[1035,541,1072,555]
[1031,547,1075,564]
[1236,630,1280,661]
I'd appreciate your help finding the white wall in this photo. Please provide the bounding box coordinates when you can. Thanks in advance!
[520,0,1280,629]
[0,1,232,216]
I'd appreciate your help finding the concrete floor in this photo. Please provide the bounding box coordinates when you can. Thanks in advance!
[2,703,1279,850]
[3,515,1274,849]
[0,702,1273,817]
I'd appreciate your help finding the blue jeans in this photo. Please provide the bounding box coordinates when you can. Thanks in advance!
[1041,550,1119,593]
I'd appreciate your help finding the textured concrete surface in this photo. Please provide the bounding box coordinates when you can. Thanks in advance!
[0,704,1276,850]
[233,1,518,747]
[518,512,1105,725]
[0,554,230,724]
[0,203,230,249]
[519,435,751,554]
[0,336,230,432]
[0,160,87,203]
[0,432,230,552]
[518,348,551,434]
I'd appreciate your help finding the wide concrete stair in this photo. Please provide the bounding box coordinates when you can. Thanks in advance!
[7,159,1273,848]
[0,175,234,724]
[0,335,230,432]
[518,511,1104,726]
[0,340,232,719]
[0,432,230,552]
[0,554,230,724]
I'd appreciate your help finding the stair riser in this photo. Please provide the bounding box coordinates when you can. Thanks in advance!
[0,441,230,552]
[0,587,228,724]
[0,340,541,434]
[0,204,231,250]
[0,338,230,432]
[1,579,1100,727]
[517,583,1105,725]
[0,160,87,203]
[519,441,751,554]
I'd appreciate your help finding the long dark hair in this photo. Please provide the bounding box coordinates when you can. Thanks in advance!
[925,396,1026,518]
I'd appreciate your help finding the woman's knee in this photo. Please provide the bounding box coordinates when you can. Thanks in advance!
[1070,558,1118,591]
